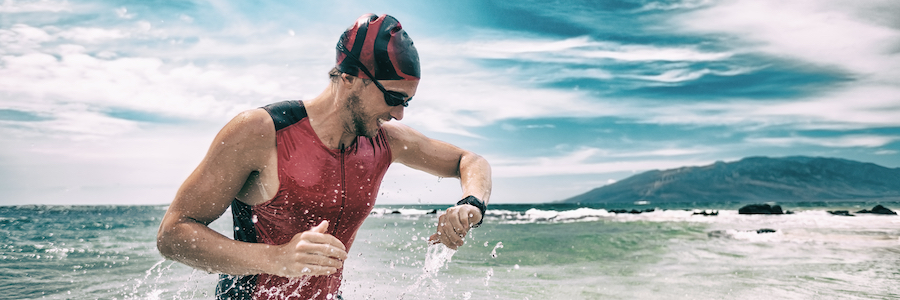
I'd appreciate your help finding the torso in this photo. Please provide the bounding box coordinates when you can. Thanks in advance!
[217,100,393,300]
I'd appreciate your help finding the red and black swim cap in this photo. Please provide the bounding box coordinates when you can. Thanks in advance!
[336,14,420,81]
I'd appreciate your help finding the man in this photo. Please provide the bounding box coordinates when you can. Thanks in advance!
[156,13,492,300]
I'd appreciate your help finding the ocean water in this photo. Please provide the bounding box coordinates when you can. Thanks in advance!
[1,202,899,299]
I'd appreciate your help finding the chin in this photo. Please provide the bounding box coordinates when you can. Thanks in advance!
[359,124,379,138]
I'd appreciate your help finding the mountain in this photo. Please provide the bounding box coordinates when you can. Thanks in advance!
[561,156,900,204]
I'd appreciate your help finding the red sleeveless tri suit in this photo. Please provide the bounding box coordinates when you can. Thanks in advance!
[217,100,392,300]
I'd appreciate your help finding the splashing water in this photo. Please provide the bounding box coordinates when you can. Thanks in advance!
[122,259,214,300]
[423,243,457,274]
[255,276,313,299]
[483,268,494,287]
[489,242,503,258]
[399,243,457,299]
[129,259,166,298]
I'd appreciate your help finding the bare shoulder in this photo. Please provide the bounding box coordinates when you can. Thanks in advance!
[207,108,276,168]
[222,108,275,143]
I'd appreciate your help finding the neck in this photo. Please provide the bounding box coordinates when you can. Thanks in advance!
[304,85,359,150]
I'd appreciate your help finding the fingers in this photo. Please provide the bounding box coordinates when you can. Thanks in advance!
[430,205,486,250]
[292,251,344,269]
[433,206,475,249]
[300,229,347,251]
[275,221,349,277]
[295,239,348,260]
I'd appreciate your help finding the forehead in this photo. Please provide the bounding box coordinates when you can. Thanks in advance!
[378,79,419,96]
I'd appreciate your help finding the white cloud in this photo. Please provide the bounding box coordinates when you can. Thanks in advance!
[637,0,714,12]
[0,24,55,53]
[673,0,900,80]
[115,7,133,19]
[0,0,70,13]
[621,0,900,134]
[606,82,900,134]
[57,27,130,42]
[0,25,336,138]
[459,35,733,63]
[495,157,715,178]
[746,135,900,148]
[626,66,759,83]
[489,147,716,178]
[403,33,740,135]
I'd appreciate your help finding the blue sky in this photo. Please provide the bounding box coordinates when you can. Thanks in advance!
[2,0,899,205]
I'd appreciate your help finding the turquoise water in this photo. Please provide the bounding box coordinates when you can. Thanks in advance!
[2,203,899,299]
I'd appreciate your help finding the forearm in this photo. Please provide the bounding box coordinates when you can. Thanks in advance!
[157,217,275,276]
[459,152,492,204]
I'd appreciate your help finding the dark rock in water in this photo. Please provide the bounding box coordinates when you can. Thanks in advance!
[693,210,718,216]
[738,204,784,215]
[609,208,656,214]
[855,205,897,215]
[427,209,438,214]
[708,228,777,238]
[828,210,854,216]
[390,210,402,214]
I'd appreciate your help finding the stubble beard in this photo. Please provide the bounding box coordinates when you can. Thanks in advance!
[347,92,377,138]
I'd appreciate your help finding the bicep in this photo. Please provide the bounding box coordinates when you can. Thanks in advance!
[385,123,465,178]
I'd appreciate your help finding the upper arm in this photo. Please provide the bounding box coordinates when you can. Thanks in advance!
[383,122,467,178]
[162,109,276,226]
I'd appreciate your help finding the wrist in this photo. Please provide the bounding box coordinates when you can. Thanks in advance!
[456,195,487,228]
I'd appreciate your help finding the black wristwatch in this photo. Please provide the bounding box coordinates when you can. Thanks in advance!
[456,195,487,228]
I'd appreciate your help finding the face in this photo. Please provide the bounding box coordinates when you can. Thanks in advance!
[345,78,418,138]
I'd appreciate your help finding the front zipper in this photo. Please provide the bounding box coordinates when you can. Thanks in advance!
[334,146,347,234]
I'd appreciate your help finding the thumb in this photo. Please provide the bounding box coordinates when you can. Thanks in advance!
[311,220,329,233]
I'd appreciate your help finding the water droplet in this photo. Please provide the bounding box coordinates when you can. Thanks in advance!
[490,242,503,258]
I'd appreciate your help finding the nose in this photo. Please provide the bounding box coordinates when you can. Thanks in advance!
[390,105,404,121]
